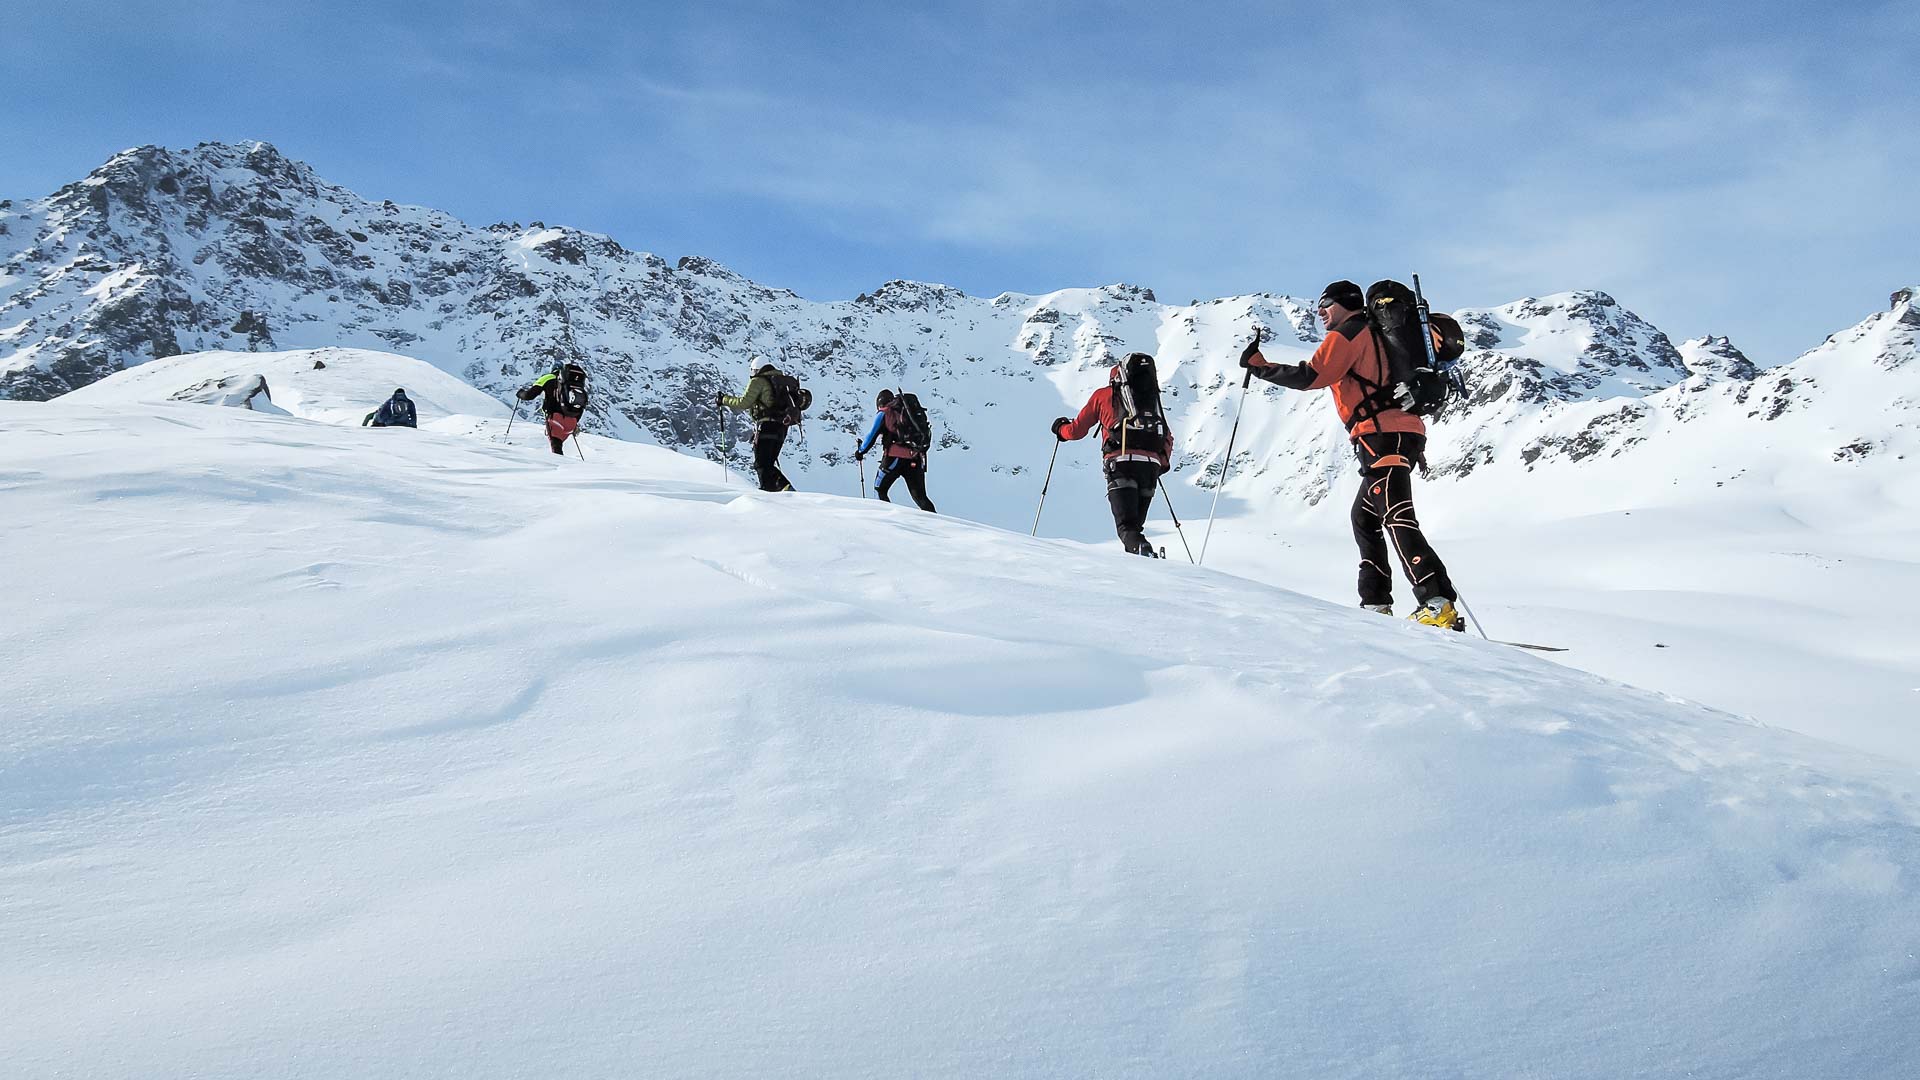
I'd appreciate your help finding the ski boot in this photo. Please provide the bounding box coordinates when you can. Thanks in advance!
[1410,596,1465,632]
[1360,603,1393,616]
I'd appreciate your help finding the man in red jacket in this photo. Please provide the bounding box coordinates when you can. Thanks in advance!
[1239,280,1461,629]
[1051,353,1174,557]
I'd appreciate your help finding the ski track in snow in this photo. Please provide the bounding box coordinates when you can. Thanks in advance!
[4,397,1920,1078]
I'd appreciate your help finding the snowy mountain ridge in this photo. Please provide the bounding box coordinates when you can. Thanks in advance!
[3,141,1916,520]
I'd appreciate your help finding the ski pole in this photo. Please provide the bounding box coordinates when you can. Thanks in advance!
[1031,438,1062,536]
[1157,484,1196,564]
[1452,589,1494,643]
[573,431,586,460]
[505,399,521,441]
[1202,329,1260,565]
[715,398,729,483]
[856,440,867,498]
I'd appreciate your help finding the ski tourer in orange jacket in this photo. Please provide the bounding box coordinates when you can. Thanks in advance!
[1238,280,1462,627]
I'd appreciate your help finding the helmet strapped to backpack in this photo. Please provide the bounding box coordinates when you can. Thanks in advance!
[1427,311,1467,363]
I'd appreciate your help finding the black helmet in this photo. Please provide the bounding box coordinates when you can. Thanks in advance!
[392,387,407,397]
[876,389,896,408]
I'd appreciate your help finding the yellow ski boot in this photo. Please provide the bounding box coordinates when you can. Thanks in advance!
[1410,596,1466,632]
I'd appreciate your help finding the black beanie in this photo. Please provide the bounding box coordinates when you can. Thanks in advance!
[876,389,896,408]
[1318,280,1364,312]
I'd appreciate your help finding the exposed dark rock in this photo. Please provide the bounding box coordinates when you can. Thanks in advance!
[231,310,274,350]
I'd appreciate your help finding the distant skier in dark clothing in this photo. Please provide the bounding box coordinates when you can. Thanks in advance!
[718,360,798,492]
[1051,353,1174,556]
[1239,279,1461,629]
[362,388,417,428]
[855,389,936,512]
[516,362,591,455]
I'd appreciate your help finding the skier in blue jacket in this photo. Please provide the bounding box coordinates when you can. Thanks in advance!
[855,390,936,511]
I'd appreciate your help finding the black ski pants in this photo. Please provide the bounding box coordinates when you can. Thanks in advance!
[752,421,793,492]
[1351,432,1456,607]
[1105,459,1160,555]
[875,455,936,512]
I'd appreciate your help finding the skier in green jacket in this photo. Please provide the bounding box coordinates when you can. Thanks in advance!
[718,360,795,492]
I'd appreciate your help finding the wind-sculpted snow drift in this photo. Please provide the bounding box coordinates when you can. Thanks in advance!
[3,398,1918,1078]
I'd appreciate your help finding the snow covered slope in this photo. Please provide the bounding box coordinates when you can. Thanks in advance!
[57,346,507,427]
[4,399,1919,1078]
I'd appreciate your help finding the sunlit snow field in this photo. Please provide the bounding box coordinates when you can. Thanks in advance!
[5,384,1919,1078]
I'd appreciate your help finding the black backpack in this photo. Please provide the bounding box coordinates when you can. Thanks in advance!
[766,370,812,426]
[554,362,590,418]
[889,390,934,453]
[1357,279,1466,426]
[1103,352,1171,461]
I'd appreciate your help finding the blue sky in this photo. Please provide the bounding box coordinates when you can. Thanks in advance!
[5,0,1914,360]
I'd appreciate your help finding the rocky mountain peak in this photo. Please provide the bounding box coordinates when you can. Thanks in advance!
[674,254,740,281]
[1099,282,1157,304]
[1455,290,1690,403]
[854,279,971,313]
[1679,335,1759,381]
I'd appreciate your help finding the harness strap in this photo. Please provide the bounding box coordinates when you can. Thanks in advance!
[1342,330,1399,434]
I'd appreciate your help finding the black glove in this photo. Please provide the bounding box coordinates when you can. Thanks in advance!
[715,390,726,406]
[854,449,865,461]
[1238,331,1265,369]
[515,386,539,401]
[1050,416,1071,440]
